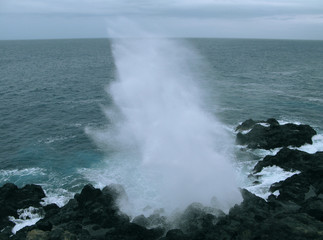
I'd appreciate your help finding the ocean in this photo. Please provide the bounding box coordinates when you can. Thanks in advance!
[1,38,323,217]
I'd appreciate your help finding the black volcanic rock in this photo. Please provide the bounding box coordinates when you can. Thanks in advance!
[300,197,323,222]
[180,189,323,240]
[236,119,316,149]
[174,202,221,234]
[132,214,150,228]
[2,118,323,239]
[3,179,323,240]
[105,223,164,240]
[235,119,257,131]
[0,183,45,214]
[0,183,45,235]
[12,184,164,240]
[270,169,323,203]
[162,229,189,240]
[253,148,323,173]
[235,118,279,132]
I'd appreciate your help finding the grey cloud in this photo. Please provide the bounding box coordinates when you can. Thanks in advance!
[1,0,323,40]
[2,0,323,19]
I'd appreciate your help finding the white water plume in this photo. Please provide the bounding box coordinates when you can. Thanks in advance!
[85,27,242,215]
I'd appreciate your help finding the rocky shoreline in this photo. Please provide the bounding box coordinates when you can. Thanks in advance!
[1,119,322,240]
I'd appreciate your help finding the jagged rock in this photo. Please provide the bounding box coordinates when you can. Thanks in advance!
[0,225,15,240]
[48,228,77,240]
[229,189,271,223]
[194,189,323,240]
[163,229,189,240]
[174,202,218,234]
[36,220,52,231]
[147,212,168,228]
[300,197,323,222]
[268,168,323,224]
[236,118,279,132]
[236,119,316,149]
[235,119,257,131]
[0,183,45,233]
[82,224,111,239]
[2,117,322,240]
[270,170,322,203]
[3,181,323,240]
[74,184,102,207]
[104,223,164,240]
[26,229,49,240]
[253,213,323,240]
[132,214,150,228]
[13,184,164,240]
[42,203,60,219]
[103,183,129,203]
[253,148,323,173]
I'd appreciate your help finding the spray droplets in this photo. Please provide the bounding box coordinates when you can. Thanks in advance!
[85,37,242,216]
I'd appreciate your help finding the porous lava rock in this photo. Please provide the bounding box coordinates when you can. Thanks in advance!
[163,189,323,240]
[0,183,45,238]
[12,184,164,240]
[2,119,322,240]
[236,118,316,149]
[253,147,323,173]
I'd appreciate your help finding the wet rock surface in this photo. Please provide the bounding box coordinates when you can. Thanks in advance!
[1,118,322,239]
[0,183,45,238]
[6,184,164,240]
[253,147,323,173]
[236,118,316,149]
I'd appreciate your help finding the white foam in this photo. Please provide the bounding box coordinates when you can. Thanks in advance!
[67,123,82,128]
[41,188,74,208]
[245,166,300,200]
[257,123,270,127]
[240,129,252,134]
[79,163,161,217]
[277,120,302,126]
[234,120,322,201]
[224,124,237,134]
[0,168,46,182]
[9,207,43,234]
[307,97,323,103]
[234,122,269,134]
[38,135,76,144]
[244,147,282,159]
[291,134,323,154]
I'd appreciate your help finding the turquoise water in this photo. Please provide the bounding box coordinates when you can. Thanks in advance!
[1,38,322,209]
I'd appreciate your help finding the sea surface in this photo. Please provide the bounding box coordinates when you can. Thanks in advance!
[1,38,323,215]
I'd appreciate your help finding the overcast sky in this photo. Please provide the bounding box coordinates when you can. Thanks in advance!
[1,0,323,40]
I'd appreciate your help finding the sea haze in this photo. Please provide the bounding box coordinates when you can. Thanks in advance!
[0,38,322,213]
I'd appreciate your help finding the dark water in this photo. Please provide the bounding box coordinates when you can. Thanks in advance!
[192,39,323,129]
[1,38,322,205]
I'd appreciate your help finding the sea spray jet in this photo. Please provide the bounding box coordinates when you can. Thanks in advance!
[85,24,242,216]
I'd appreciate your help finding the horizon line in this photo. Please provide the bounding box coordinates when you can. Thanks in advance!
[1,36,323,42]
